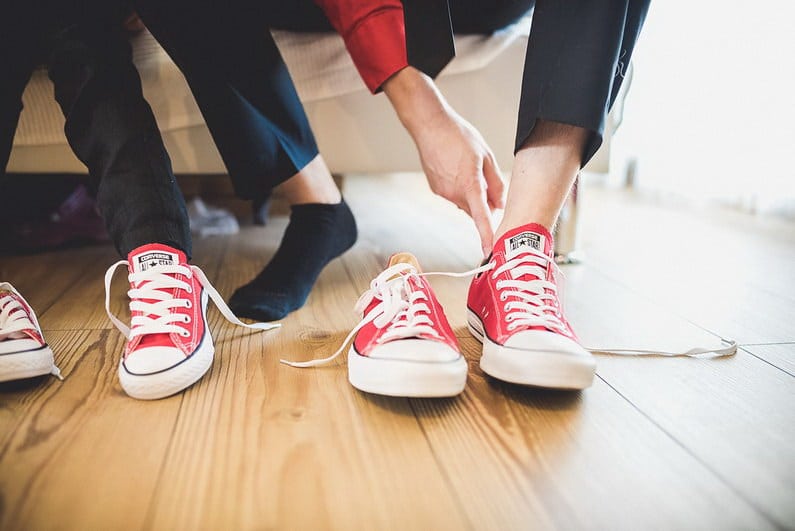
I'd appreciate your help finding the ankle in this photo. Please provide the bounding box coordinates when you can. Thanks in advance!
[494,218,554,245]
[277,155,341,205]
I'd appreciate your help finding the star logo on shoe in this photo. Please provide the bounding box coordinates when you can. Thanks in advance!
[135,251,178,272]
[505,231,545,259]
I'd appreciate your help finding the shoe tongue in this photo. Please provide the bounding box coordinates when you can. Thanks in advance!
[126,244,188,349]
[128,243,186,274]
[387,252,422,273]
[501,224,554,261]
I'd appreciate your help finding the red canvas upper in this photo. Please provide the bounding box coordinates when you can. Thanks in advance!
[124,243,205,358]
[352,254,459,357]
[467,224,579,346]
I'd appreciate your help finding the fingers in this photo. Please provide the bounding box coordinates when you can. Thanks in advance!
[483,153,506,211]
[464,181,495,257]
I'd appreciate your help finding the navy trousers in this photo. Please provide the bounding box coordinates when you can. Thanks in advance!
[134,0,323,203]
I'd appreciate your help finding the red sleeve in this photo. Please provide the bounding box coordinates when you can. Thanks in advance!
[314,0,409,93]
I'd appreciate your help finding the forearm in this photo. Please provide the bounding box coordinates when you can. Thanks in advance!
[382,66,453,140]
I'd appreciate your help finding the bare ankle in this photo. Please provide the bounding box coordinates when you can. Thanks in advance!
[277,155,341,205]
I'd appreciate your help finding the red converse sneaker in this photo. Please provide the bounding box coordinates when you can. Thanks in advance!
[467,224,596,389]
[283,253,468,397]
[105,244,278,400]
[0,283,62,382]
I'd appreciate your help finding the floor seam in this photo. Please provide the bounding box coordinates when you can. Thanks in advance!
[595,373,785,529]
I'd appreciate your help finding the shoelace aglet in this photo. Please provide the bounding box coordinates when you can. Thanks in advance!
[248,322,281,332]
[279,358,327,368]
[50,365,64,381]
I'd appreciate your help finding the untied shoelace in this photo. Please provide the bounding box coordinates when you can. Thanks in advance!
[281,263,490,368]
[282,252,737,368]
[104,261,279,341]
[494,246,737,357]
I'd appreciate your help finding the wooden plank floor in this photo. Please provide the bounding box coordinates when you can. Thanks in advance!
[1,175,793,530]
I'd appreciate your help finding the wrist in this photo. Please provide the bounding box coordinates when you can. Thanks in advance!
[383,66,450,138]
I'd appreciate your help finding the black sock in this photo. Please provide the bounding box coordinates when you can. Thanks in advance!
[229,199,357,321]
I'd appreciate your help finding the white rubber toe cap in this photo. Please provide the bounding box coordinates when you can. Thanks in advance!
[368,339,461,363]
[503,329,591,359]
[123,346,187,375]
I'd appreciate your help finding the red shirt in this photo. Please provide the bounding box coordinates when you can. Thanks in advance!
[314,0,409,93]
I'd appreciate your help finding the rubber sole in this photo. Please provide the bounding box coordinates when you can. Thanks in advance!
[118,341,214,400]
[467,310,595,390]
[0,345,55,382]
[348,347,467,398]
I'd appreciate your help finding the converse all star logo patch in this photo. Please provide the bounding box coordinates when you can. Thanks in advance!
[505,231,544,259]
[136,252,177,272]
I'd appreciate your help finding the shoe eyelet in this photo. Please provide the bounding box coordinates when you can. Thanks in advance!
[505,314,514,322]
[500,293,507,301]
[503,304,510,312]
[183,316,191,323]
[185,300,193,309]
[180,330,190,338]
[185,287,193,294]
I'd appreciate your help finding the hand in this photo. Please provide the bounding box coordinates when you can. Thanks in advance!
[413,109,505,255]
[383,67,505,256]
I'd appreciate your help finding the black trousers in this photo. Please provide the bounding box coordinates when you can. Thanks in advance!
[449,0,649,164]
[514,0,650,163]
[1,4,191,258]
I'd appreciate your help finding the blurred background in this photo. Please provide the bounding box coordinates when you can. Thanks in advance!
[611,0,795,218]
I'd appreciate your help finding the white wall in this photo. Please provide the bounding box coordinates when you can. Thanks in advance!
[612,0,795,217]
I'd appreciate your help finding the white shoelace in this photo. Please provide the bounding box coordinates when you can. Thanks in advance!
[282,252,736,368]
[0,283,63,379]
[492,249,569,335]
[493,248,737,358]
[281,263,491,368]
[104,261,279,341]
[0,289,35,338]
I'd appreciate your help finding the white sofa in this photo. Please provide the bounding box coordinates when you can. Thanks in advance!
[8,18,615,177]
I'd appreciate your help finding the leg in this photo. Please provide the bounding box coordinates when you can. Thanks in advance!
[0,12,41,176]
[496,120,588,237]
[0,59,36,177]
[0,15,39,249]
[135,0,321,201]
[136,0,356,320]
[467,0,650,391]
[47,19,191,257]
[502,0,650,236]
